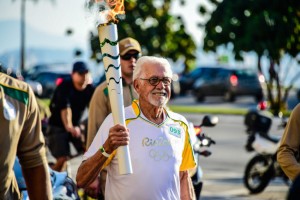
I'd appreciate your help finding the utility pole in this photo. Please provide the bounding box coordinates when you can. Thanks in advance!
[20,0,26,72]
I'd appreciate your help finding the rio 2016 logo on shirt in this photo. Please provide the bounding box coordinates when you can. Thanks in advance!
[169,127,181,138]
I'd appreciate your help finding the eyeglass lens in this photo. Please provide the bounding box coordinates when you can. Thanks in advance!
[144,77,172,86]
[121,53,140,60]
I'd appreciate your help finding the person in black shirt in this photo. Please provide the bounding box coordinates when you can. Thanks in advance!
[47,61,95,171]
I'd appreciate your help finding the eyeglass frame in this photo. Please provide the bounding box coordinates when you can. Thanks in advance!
[139,76,172,86]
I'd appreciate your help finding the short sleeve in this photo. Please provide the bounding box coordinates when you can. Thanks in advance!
[17,86,47,168]
[180,121,196,171]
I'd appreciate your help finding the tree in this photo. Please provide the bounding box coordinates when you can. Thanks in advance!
[201,0,300,115]
[89,0,197,73]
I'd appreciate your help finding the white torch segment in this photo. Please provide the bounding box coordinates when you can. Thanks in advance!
[98,24,133,175]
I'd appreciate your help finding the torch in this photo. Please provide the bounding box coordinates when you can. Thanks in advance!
[87,0,132,175]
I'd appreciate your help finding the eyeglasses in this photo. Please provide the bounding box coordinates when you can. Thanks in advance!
[121,52,140,60]
[140,77,172,86]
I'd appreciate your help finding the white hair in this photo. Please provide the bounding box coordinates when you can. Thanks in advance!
[132,56,173,81]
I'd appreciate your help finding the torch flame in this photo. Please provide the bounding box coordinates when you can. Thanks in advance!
[95,0,125,24]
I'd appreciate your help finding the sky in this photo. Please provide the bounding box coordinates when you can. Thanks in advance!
[0,0,205,53]
[1,0,93,53]
[0,0,216,74]
[2,0,298,85]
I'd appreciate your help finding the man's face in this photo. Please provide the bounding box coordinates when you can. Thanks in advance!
[120,50,140,81]
[72,71,89,90]
[134,63,171,107]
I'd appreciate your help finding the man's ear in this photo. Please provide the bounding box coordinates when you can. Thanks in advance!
[133,79,140,92]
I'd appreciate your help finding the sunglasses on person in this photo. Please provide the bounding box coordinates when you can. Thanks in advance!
[121,52,140,60]
[140,76,172,86]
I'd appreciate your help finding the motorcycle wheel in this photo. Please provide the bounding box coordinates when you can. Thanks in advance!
[243,155,272,194]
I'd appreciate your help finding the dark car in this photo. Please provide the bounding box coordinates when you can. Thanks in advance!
[192,67,264,102]
[297,89,300,102]
[0,63,44,96]
[24,63,72,98]
[179,66,222,95]
[0,63,23,80]
[28,71,71,98]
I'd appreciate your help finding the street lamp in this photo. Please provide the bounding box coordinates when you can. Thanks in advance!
[20,0,26,72]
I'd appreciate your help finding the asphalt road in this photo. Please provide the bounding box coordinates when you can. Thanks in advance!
[185,113,289,200]
[170,89,299,111]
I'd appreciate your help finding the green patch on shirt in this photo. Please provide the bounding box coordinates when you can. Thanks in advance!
[0,84,29,105]
[103,87,109,96]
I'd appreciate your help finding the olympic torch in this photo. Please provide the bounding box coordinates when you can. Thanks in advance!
[87,0,132,175]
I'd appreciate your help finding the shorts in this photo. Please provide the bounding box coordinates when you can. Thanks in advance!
[47,126,85,158]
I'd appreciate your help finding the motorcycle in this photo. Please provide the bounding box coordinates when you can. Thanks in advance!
[189,115,218,200]
[14,158,80,200]
[243,108,290,194]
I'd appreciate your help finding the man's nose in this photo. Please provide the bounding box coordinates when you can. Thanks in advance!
[155,80,166,89]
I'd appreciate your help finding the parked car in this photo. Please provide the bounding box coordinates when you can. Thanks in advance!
[0,63,43,96]
[28,71,71,98]
[24,63,72,98]
[297,89,300,102]
[192,67,264,102]
[179,66,224,95]
[0,63,23,80]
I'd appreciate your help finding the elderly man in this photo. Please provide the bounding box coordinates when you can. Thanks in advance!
[84,37,141,198]
[77,56,196,200]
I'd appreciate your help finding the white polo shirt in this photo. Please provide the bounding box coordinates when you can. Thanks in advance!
[83,100,196,200]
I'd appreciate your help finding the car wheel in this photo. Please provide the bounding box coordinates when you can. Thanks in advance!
[195,91,205,102]
[170,89,176,99]
[180,89,187,96]
[297,90,300,102]
[224,91,235,102]
[255,93,263,102]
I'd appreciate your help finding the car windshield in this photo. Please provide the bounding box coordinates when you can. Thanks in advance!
[188,68,203,78]
[198,67,224,80]
[233,69,258,79]
[32,72,70,82]
[25,63,72,79]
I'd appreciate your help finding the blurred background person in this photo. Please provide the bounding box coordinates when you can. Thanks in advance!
[47,61,94,172]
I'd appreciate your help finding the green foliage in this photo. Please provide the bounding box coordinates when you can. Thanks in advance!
[200,0,300,115]
[203,0,300,61]
[36,98,51,119]
[89,0,197,69]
